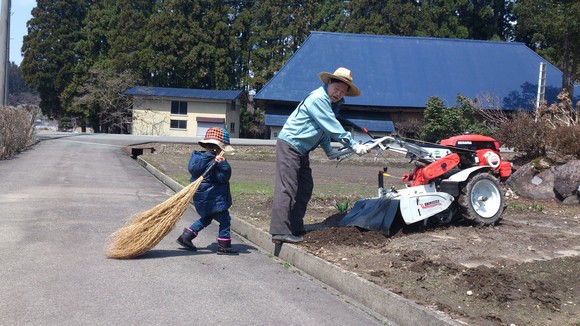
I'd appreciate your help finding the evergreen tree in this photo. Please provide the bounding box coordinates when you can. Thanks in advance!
[8,63,29,95]
[20,0,90,118]
[513,0,579,99]
[143,0,239,89]
[420,95,487,142]
[414,0,469,38]
[456,0,515,41]
[345,0,420,36]
[343,0,510,40]
[7,63,39,106]
[60,0,156,130]
[229,1,255,91]
[310,0,348,33]
[248,0,318,91]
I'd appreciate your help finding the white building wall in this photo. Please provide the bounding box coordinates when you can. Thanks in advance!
[131,96,241,138]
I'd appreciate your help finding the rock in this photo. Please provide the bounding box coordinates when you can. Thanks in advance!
[506,160,580,204]
[553,160,580,200]
[536,158,552,169]
[562,195,580,205]
[506,163,555,200]
[504,188,519,199]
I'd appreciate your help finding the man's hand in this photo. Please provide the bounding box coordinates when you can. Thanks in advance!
[353,143,369,156]
[326,150,340,160]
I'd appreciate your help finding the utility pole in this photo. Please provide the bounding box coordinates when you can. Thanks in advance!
[0,0,11,107]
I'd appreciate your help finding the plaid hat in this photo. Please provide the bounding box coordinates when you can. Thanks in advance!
[199,127,234,152]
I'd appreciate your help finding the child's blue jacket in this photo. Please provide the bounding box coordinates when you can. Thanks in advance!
[188,150,232,216]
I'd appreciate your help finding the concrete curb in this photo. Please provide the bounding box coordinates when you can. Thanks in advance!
[137,156,460,326]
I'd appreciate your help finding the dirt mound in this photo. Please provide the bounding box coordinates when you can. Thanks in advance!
[304,226,388,247]
[300,217,580,326]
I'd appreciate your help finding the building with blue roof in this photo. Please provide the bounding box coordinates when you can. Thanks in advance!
[255,31,579,140]
[125,86,246,137]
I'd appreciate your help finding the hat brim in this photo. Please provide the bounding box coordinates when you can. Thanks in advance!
[318,72,361,97]
[199,139,234,152]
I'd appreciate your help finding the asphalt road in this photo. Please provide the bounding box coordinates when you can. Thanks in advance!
[0,133,389,325]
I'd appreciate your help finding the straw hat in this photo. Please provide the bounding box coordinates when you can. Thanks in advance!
[199,127,234,152]
[318,67,361,97]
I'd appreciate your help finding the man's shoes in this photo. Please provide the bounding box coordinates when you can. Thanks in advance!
[272,234,303,244]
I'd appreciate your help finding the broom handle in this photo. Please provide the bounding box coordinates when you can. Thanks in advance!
[200,151,225,179]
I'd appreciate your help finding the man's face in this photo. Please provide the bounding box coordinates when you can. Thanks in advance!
[327,81,349,103]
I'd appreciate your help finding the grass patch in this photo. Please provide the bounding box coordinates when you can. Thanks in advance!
[229,181,373,213]
[173,174,191,186]
[507,202,528,211]
[507,201,545,212]
[230,181,373,198]
[531,202,544,212]
[231,181,274,197]
[312,183,375,199]
[335,200,349,212]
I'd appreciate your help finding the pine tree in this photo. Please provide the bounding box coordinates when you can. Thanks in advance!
[20,0,90,118]
[248,0,319,91]
[514,0,579,99]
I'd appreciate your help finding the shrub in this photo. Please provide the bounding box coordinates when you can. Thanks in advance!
[495,111,548,158]
[0,105,40,159]
[395,118,423,139]
[548,125,580,159]
[420,95,489,142]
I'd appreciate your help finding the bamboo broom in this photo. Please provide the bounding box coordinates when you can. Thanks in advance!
[105,151,223,259]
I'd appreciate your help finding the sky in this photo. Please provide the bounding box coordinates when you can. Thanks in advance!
[8,0,36,66]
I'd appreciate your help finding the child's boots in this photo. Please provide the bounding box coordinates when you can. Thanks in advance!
[176,228,197,251]
[217,238,238,255]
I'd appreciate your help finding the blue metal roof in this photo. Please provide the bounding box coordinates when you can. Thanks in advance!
[255,32,579,110]
[264,108,290,127]
[124,86,243,101]
[338,111,395,133]
[264,108,395,133]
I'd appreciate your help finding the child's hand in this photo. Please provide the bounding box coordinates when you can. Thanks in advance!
[215,156,225,163]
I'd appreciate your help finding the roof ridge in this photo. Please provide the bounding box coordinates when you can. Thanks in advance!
[309,31,525,46]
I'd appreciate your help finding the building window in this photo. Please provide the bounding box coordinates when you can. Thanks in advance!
[171,101,188,115]
[170,120,187,129]
[230,122,235,133]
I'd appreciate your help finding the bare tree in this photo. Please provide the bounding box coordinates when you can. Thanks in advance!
[73,68,140,133]
[538,90,579,128]
[469,93,510,131]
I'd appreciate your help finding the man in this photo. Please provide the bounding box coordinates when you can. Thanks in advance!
[270,67,368,243]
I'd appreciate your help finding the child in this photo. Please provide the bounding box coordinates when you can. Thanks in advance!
[176,127,238,255]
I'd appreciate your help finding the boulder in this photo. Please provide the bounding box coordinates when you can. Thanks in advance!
[506,163,555,200]
[562,195,580,205]
[552,160,580,200]
[506,160,580,204]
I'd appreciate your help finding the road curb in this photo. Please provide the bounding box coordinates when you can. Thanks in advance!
[137,156,460,326]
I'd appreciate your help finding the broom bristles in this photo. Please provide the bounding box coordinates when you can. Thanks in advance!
[105,176,203,259]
